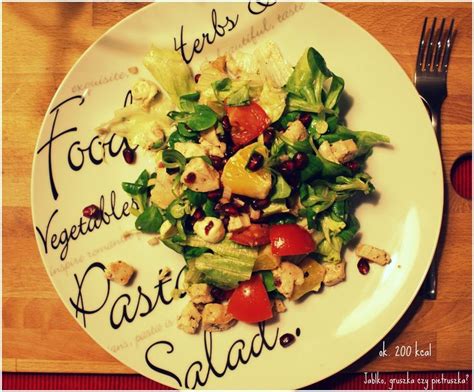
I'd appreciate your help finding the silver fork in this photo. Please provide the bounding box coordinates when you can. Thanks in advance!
[414,17,455,299]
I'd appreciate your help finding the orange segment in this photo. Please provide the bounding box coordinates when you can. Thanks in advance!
[222,143,272,200]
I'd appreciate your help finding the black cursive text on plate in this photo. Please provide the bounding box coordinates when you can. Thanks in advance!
[37,92,134,201]
[37,95,85,200]
[174,8,239,64]
[173,2,277,64]
[247,0,277,15]
[67,133,133,171]
[145,322,280,388]
[69,262,186,328]
[109,266,187,329]
[35,190,132,261]
[69,262,111,328]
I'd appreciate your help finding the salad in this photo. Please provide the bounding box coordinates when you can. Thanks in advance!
[98,42,390,334]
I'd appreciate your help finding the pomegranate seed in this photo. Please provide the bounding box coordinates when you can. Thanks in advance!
[194,73,201,83]
[357,258,370,275]
[204,220,214,235]
[344,160,360,172]
[279,160,295,176]
[192,208,205,221]
[280,333,296,348]
[207,189,222,201]
[166,167,179,175]
[285,172,300,187]
[217,132,228,142]
[298,112,312,128]
[184,172,196,184]
[211,287,230,302]
[293,152,308,170]
[239,204,250,213]
[209,155,225,171]
[184,217,195,232]
[224,142,239,158]
[222,216,230,228]
[122,147,135,164]
[246,152,264,171]
[222,116,232,133]
[82,204,101,219]
[263,129,275,148]
[222,203,240,216]
[251,198,270,210]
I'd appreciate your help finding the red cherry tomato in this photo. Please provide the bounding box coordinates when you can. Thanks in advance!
[229,224,270,247]
[226,102,271,146]
[269,224,315,256]
[227,274,273,323]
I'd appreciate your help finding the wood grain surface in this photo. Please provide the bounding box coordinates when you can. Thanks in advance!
[2,2,472,377]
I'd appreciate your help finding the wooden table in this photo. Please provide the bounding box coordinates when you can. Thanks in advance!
[3,1,472,378]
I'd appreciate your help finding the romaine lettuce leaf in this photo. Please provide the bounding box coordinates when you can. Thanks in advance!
[186,236,258,262]
[258,83,287,122]
[144,46,196,107]
[194,253,254,289]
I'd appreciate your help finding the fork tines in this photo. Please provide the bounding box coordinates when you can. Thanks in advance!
[417,17,455,73]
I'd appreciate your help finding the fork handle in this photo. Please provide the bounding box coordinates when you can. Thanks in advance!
[430,104,442,144]
[423,101,443,300]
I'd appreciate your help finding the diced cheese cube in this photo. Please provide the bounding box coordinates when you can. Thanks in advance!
[177,302,202,334]
[227,214,251,232]
[187,283,213,304]
[323,262,346,286]
[104,261,135,286]
[181,158,220,192]
[283,120,307,142]
[356,244,391,266]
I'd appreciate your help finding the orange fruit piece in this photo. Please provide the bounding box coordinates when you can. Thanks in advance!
[221,143,272,200]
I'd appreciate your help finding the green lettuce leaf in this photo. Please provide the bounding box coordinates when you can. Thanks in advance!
[319,126,390,156]
[144,46,195,107]
[194,253,254,289]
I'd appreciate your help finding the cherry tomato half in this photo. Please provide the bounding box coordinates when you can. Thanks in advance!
[269,224,315,256]
[227,274,273,323]
[230,224,270,247]
[226,102,271,146]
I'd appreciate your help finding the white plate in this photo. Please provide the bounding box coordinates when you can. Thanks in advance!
[31,2,443,389]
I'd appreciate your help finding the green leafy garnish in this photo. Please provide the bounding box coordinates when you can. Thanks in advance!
[183,246,211,262]
[271,174,292,201]
[184,189,207,207]
[162,149,186,172]
[260,270,277,292]
[135,205,163,233]
[168,105,218,131]
[212,78,250,106]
